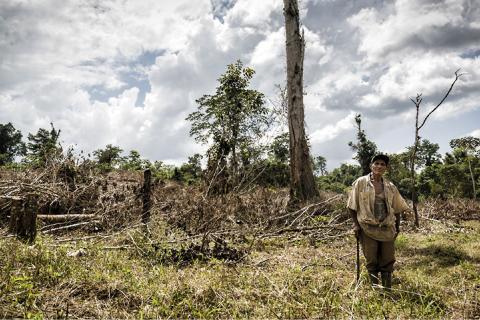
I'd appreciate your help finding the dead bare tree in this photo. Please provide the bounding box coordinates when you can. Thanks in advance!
[283,0,318,203]
[409,69,463,227]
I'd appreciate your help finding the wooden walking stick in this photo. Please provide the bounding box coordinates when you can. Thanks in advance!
[356,235,360,284]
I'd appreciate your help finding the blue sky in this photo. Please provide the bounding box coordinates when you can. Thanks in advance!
[0,0,479,170]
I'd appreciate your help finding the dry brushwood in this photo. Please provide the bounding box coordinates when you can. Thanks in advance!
[420,197,480,221]
[0,160,145,234]
[1,153,351,243]
[153,183,350,243]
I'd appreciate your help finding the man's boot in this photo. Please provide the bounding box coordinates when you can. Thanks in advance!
[381,272,392,290]
[368,272,379,286]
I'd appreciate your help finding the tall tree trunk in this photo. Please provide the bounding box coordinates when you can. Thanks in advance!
[410,125,420,227]
[231,140,237,186]
[283,0,318,202]
[467,158,476,200]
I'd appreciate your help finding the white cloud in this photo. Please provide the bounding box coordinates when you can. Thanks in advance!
[469,129,480,138]
[348,0,478,62]
[250,27,284,66]
[224,0,283,30]
[310,112,356,144]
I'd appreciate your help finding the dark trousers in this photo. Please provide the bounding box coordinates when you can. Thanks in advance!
[360,232,395,273]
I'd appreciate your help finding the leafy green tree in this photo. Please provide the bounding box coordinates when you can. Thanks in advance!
[152,161,176,180]
[439,163,471,198]
[330,163,362,186]
[385,152,411,197]
[414,138,479,200]
[0,122,25,165]
[126,150,142,169]
[186,60,269,192]
[178,154,204,184]
[450,136,480,199]
[256,159,290,187]
[417,163,446,199]
[269,132,289,164]
[417,139,442,167]
[312,155,327,176]
[237,133,290,188]
[317,163,361,193]
[444,148,470,165]
[348,114,377,175]
[93,144,123,170]
[407,139,441,169]
[172,167,182,182]
[26,123,62,166]
[415,156,478,200]
[121,150,152,171]
[238,141,263,168]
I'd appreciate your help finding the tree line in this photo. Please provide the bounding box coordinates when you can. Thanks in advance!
[320,126,480,200]
[1,61,478,200]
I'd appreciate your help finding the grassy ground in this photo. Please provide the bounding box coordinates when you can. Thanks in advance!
[1,220,479,319]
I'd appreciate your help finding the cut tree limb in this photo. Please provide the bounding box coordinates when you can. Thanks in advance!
[37,214,98,222]
[42,220,100,234]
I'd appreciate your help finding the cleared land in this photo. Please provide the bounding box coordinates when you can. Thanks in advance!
[1,169,479,318]
[1,218,479,319]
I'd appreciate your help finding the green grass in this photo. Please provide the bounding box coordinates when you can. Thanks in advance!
[1,220,479,318]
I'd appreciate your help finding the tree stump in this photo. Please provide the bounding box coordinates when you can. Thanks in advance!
[142,169,152,226]
[9,197,37,243]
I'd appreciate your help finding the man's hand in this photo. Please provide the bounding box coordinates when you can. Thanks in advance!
[353,224,361,239]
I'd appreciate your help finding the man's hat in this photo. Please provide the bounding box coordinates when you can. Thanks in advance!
[371,154,390,165]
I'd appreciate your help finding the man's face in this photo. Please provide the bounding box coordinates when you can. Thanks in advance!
[370,159,387,175]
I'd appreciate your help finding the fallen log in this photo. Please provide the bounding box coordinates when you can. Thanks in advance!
[42,220,100,234]
[37,214,98,222]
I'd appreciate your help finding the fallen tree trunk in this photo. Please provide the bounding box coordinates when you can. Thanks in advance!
[37,214,98,222]
[42,220,101,234]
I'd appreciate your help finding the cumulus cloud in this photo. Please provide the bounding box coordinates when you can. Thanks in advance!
[0,0,479,170]
[224,0,283,30]
[469,129,480,138]
[0,0,216,162]
[305,0,480,135]
[349,0,480,62]
[310,112,356,144]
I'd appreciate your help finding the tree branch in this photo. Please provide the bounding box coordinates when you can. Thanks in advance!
[418,69,463,130]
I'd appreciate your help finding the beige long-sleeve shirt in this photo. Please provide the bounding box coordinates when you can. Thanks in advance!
[347,174,410,241]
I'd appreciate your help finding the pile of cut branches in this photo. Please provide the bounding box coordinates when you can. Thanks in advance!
[153,183,350,242]
[1,160,351,243]
[420,197,480,221]
[0,162,144,234]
